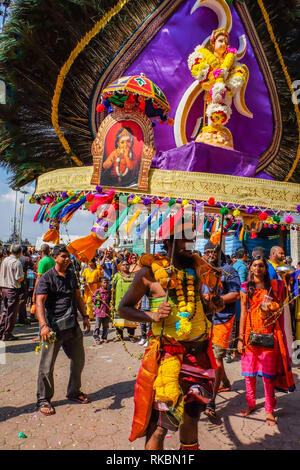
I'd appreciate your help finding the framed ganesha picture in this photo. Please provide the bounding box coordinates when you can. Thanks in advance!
[91,109,156,190]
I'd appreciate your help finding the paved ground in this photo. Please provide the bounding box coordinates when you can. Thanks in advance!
[1,321,300,451]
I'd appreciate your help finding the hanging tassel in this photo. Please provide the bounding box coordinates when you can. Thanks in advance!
[136,206,159,238]
[40,204,52,223]
[59,196,87,223]
[67,232,106,264]
[209,218,216,233]
[159,207,184,240]
[239,226,245,241]
[197,216,205,232]
[151,199,176,232]
[43,223,60,244]
[33,205,42,222]
[106,203,133,238]
[88,190,115,214]
[49,195,76,220]
[38,204,49,223]
[124,209,142,235]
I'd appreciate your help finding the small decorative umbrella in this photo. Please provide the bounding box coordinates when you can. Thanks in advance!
[97,73,171,122]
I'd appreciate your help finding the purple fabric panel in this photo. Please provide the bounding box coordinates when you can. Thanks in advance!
[152,141,258,177]
[125,0,274,176]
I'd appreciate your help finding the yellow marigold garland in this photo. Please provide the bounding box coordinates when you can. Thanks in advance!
[51,0,130,166]
[257,0,300,182]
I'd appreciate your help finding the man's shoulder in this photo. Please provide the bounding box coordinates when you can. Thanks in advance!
[39,267,54,280]
[222,263,238,275]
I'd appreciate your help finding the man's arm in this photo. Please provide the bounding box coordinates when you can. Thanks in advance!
[75,288,90,334]
[221,291,240,304]
[36,293,52,341]
[221,269,240,304]
[118,267,170,323]
[15,260,24,283]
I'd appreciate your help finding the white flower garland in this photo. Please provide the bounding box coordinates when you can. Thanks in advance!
[206,102,232,125]
[187,46,203,70]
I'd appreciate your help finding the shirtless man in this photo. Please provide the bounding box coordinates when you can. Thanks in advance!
[118,231,219,450]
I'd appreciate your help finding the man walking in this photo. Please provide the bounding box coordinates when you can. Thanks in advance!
[202,241,240,420]
[17,246,33,325]
[0,245,24,341]
[35,244,90,416]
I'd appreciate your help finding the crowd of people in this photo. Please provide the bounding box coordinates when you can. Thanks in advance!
[0,239,299,447]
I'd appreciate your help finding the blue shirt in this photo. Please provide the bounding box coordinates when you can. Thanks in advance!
[100,258,119,281]
[233,259,248,284]
[202,263,240,324]
[267,261,279,280]
[291,269,300,298]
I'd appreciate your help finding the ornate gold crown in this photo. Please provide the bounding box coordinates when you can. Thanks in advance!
[210,27,229,43]
[118,128,132,139]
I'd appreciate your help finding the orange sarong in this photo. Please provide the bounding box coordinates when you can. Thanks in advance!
[129,337,161,442]
[212,316,235,349]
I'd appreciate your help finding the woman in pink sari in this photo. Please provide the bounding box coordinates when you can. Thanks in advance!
[238,256,295,426]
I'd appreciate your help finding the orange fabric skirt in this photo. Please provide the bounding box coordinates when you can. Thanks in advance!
[212,316,235,349]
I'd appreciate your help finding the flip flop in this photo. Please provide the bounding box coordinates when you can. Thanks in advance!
[218,384,231,393]
[68,393,89,404]
[38,401,56,416]
[204,404,217,422]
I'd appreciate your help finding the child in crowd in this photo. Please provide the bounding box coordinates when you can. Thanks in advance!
[91,278,111,345]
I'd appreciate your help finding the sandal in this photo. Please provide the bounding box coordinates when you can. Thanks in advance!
[68,392,89,404]
[218,383,231,393]
[38,401,56,416]
[93,338,101,345]
[204,403,217,422]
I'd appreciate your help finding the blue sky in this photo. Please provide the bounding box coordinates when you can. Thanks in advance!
[0,167,95,245]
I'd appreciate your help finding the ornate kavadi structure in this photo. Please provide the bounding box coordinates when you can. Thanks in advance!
[0,0,299,260]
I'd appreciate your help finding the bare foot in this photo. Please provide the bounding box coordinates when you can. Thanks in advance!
[241,406,256,417]
[266,413,277,426]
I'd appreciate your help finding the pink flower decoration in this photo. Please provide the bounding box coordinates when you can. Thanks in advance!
[285,216,294,224]
[227,47,237,54]
[212,69,223,79]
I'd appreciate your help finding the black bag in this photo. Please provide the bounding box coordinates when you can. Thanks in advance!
[249,331,274,348]
[248,301,274,348]
[50,307,76,332]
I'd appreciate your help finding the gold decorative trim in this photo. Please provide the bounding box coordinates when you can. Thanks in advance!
[34,167,299,212]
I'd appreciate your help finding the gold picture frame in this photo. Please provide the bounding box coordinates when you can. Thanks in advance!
[91,109,155,191]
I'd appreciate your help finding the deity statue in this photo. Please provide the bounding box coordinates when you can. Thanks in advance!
[188,27,250,149]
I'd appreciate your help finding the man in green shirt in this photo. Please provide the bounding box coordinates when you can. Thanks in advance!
[31,244,55,328]
[37,244,56,276]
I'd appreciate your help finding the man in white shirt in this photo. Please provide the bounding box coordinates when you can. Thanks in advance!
[0,245,24,341]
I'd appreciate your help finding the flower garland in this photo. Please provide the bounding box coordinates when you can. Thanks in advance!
[174,268,197,339]
[51,0,130,166]
[139,255,207,340]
